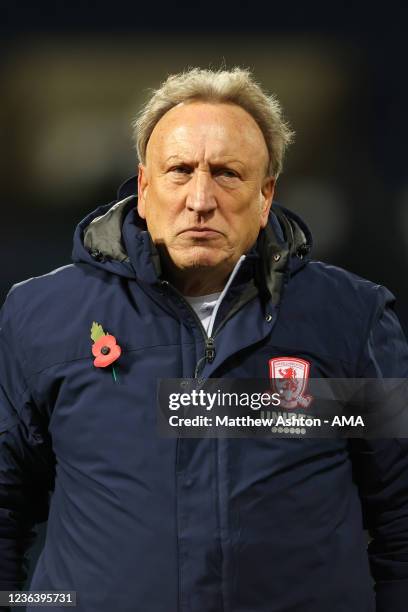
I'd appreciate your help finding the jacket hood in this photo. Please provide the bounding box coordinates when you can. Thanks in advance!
[71,176,313,303]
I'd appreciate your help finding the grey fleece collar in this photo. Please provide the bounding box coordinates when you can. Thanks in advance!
[83,196,134,262]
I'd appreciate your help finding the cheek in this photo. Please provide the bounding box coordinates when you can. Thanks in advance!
[144,197,179,238]
[234,199,263,226]
[240,206,264,240]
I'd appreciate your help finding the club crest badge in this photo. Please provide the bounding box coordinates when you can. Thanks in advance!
[269,357,313,409]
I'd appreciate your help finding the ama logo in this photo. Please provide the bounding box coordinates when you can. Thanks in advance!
[269,357,313,409]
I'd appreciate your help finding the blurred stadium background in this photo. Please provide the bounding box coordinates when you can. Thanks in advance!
[1,0,407,592]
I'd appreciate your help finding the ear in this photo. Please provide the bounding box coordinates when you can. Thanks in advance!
[260,177,276,228]
[137,163,148,219]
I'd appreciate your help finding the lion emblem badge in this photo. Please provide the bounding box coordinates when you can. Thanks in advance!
[269,357,313,409]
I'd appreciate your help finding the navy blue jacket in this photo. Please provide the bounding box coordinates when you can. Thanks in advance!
[1,177,408,611]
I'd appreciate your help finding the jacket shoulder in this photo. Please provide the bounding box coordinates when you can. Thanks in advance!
[1,264,106,377]
[277,260,397,373]
[5,263,101,315]
[303,260,393,309]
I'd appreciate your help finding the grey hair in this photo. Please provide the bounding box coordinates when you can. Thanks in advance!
[132,67,294,178]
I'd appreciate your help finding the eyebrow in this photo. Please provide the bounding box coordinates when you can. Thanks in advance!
[163,155,245,168]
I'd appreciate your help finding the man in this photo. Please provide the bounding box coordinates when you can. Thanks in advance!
[1,68,408,612]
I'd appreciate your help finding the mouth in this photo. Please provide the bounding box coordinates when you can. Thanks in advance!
[179,227,222,238]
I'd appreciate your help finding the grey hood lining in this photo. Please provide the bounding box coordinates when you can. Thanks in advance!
[83,196,134,262]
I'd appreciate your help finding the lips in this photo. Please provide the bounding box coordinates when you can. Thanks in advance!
[179,227,221,235]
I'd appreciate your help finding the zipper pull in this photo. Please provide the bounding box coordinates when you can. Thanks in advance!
[205,337,216,363]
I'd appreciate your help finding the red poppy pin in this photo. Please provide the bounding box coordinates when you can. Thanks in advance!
[90,322,121,382]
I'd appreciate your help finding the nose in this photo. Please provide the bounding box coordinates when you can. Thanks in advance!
[186,170,217,214]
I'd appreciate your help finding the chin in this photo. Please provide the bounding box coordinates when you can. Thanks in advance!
[180,256,221,270]
[174,247,226,270]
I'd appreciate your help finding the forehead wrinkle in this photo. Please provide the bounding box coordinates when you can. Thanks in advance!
[160,131,256,169]
[147,104,268,171]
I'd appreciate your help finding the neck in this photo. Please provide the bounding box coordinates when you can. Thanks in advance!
[163,264,230,297]
[159,253,239,297]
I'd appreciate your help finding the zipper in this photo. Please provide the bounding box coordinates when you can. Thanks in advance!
[204,337,216,362]
[160,282,252,379]
[160,255,248,378]
[160,279,238,377]
[160,280,215,376]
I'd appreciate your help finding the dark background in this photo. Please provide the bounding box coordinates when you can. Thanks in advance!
[1,0,407,592]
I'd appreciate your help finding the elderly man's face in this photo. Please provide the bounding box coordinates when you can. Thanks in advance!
[137,102,275,278]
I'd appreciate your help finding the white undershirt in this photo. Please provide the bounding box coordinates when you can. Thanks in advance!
[184,292,222,334]
[182,254,247,337]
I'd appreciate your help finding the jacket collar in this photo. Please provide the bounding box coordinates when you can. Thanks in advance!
[75,176,312,305]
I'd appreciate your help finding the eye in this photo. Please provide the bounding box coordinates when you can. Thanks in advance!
[170,165,191,174]
[214,168,239,179]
